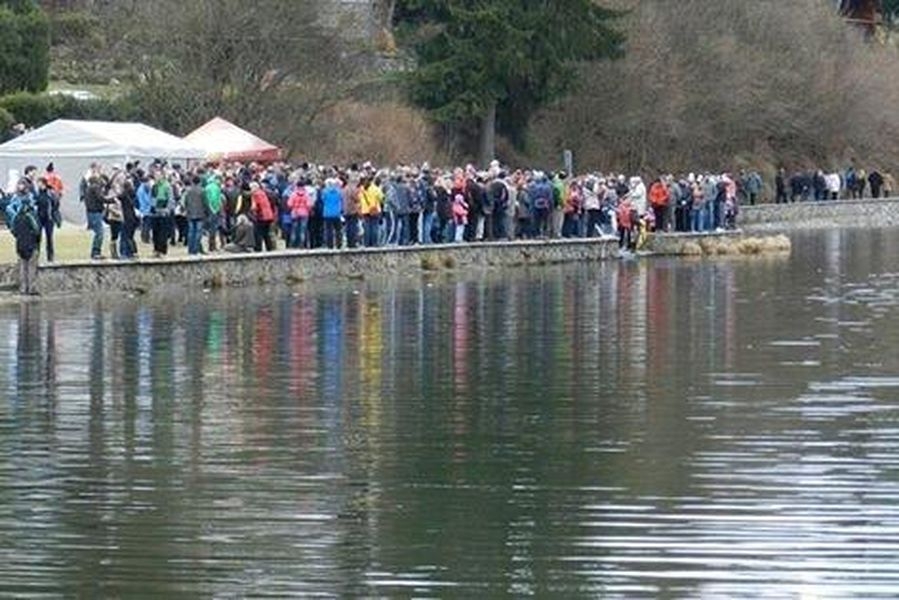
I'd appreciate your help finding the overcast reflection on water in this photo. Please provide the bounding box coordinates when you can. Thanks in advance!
[1,229,899,598]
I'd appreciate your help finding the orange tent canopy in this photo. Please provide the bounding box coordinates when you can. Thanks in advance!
[184,117,282,163]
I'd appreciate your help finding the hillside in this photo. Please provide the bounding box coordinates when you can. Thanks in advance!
[37,0,899,172]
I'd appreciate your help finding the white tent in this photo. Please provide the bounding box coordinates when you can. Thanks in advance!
[0,119,206,222]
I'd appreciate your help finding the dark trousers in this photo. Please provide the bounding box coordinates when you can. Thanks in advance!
[562,213,580,238]
[364,215,380,247]
[482,213,494,241]
[534,207,550,238]
[324,217,341,249]
[619,226,635,251]
[109,221,122,257]
[121,220,137,258]
[408,212,420,245]
[255,221,274,251]
[151,215,170,255]
[653,205,667,232]
[586,209,602,237]
[42,221,55,262]
[173,215,187,245]
[346,215,360,248]
[492,211,507,240]
[140,215,151,243]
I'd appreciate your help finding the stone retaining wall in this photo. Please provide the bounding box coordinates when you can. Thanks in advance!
[739,197,899,231]
[4,232,753,296]
[28,239,618,295]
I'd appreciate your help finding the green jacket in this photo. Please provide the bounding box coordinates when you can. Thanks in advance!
[205,180,223,214]
[152,179,172,209]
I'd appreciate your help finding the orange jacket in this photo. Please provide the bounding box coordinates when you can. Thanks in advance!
[649,181,669,208]
[45,172,64,196]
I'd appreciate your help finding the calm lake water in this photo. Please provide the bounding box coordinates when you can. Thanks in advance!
[2,229,899,598]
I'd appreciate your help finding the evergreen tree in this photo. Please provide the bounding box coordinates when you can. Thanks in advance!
[396,0,623,164]
[0,0,50,95]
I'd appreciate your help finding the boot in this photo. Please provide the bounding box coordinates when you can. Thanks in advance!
[110,242,119,260]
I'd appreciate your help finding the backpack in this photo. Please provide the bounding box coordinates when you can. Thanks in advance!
[13,202,40,260]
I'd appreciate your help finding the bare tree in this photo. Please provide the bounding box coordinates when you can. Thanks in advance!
[122,0,368,154]
[530,0,899,174]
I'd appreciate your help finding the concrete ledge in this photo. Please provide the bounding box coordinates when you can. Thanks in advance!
[740,197,899,231]
[0,231,787,296]
[31,238,620,295]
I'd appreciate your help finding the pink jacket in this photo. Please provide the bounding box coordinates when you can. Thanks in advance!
[452,194,469,225]
[288,187,311,219]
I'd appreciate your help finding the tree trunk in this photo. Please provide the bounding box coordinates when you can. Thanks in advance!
[478,100,497,167]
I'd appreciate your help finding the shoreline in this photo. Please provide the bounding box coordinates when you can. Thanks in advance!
[740,196,899,231]
[0,231,789,298]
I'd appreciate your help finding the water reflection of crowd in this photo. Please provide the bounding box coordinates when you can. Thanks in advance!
[4,260,741,422]
[1,263,747,599]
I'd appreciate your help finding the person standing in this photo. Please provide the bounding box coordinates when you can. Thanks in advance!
[343,176,361,249]
[105,167,128,260]
[151,173,173,258]
[222,177,240,242]
[552,172,568,239]
[119,178,138,259]
[616,194,636,252]
[868,169,884,199]
[287,181,312,248]
[81,173,108,260]
[691,176,705,232]
[745,170,763,206]
[205,174,224,252]
[137,175,154,244]
[582,176,602,237]
[184,176,209,256]
[825,171,841,201]
[360,176,384,248]
[487,173,510,240]
[5,183,41,294]
[883,171,896,198]
[321,178,343,249]
[775,168,787,204]
[530,172,554,239]
[34,177,60,262]
[250,181,276,252]
[44,163,64,199]
[649,177,670,232]
[434,177,453,243]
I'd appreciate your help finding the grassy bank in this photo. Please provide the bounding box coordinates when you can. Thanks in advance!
[0,225,192,264]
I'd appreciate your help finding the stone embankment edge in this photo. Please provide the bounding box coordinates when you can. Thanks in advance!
[0,231,789,296]
[739,197,899,231]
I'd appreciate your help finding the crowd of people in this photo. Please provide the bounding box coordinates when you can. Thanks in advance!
[774,166,897,203]
[0,157,892,294]
[2,160,752,261]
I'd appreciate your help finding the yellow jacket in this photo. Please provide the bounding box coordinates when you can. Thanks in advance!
[359,183,383,216]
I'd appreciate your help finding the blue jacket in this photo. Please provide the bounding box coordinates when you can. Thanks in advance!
[137,182,154,215]
[322,185,343,219]
[529,181,554,210]
[5,192,35,226]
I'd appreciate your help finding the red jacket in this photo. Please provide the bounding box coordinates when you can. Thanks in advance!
[251,188,275,223]
[649,181,670,208]
[617,199,634,229]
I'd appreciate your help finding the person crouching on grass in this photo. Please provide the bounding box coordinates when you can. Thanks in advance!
[5,182,41,295]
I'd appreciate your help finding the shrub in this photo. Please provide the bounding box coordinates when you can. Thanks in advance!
[0,91,136,128]
[48,10,100,46]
